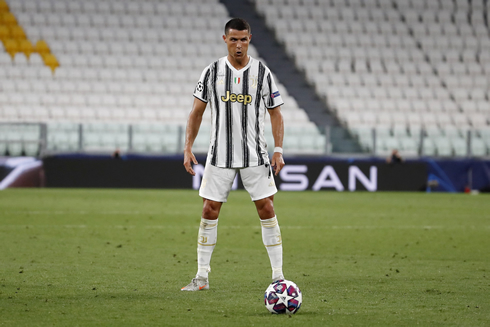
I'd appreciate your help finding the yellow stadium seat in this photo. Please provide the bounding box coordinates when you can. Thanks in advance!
[35,39,51,55]
[0,0,9,14]
[0,12,17,26]
[10,25,26,40]
[3,38,19,58]
[42,53,59,72]
[0,25,8,41]
[19,39,34,58]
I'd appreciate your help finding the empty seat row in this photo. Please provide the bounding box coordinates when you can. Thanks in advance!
[324,85,488,101]
[352,125,490,139]
[351,125,490,156]
[393,0,487,10]
[258,0,488,10]
[1,102,309,124]
[17,13,226,30]
[55,55,210,71]
[259,0,488,19]
[0,79,185,94]
[0,93,193,107]
[308,59,438,76]
[1,106,195,123]
[334,97,490,112]
[9,0,225,16]
[23,39,224,57]
[341,110,490,128]
[21,26,224,43]
[312,73,443,89]
[411,22,488,38]
[1,65,198,83]
[1,52,220,72]
[314,71,489,88]
[359,135,489,157]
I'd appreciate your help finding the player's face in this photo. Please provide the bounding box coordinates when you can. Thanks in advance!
[223,29,251,62]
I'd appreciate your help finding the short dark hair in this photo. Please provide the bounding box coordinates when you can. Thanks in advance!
[224,18,251,35]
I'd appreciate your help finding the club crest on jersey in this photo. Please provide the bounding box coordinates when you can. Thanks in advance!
[249,75,258,89]
[221,91,252,105]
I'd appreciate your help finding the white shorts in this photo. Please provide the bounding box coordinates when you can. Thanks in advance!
[199,162,278,202]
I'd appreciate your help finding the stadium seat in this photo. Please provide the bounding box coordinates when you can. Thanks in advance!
[433,137,452,156]
[471,138,488,156]
[452,137,468,157]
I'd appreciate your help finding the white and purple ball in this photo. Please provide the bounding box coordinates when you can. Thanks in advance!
[264,279,302,314]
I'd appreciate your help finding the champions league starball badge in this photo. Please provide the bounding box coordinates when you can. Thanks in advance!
[196,81,204,92]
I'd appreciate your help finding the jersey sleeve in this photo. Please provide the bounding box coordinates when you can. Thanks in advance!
[193,65,211,103]
[261,71,284,109]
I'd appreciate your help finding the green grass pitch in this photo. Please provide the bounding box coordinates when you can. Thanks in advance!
[0,189,489,326]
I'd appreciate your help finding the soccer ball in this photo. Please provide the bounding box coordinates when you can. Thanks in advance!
[264,279,302,314]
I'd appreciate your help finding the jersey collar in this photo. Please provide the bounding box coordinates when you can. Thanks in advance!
[225,55,252,73]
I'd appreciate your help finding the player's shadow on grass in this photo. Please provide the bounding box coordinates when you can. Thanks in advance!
[252,310,318,317]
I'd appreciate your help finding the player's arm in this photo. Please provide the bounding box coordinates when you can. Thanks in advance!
[183,98,207,176]
[268,106,285,176]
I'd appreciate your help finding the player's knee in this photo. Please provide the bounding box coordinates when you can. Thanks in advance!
[259,206,275,219]
[256,197,275,219]
[202,200,221,219]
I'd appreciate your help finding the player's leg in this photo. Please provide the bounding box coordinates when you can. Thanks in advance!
[181,199,221,291]
[182,163,236,291]
[196,198,221,279]
[241,164,284,281]
[255,196,285,281]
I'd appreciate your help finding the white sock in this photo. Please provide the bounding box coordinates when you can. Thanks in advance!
[261,216,284,280]
[196,217,218,279]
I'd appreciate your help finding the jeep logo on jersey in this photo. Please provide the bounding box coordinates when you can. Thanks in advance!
[221,91,252,105]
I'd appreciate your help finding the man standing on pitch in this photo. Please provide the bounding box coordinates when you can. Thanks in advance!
[181,18,286,291]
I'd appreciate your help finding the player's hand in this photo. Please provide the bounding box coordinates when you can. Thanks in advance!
[271,152,285,176]
[183,150,198,176]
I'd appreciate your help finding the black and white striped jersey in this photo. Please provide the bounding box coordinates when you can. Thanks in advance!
[193,56,284,168]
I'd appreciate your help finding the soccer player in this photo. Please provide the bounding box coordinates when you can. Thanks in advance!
[181,18,286,291]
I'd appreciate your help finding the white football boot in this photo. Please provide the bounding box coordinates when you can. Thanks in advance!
[180,277,209,291]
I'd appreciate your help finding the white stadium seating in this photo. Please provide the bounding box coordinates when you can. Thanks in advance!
[255,0,490,156]
[1,0,324,155]
[1,0,489,156]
